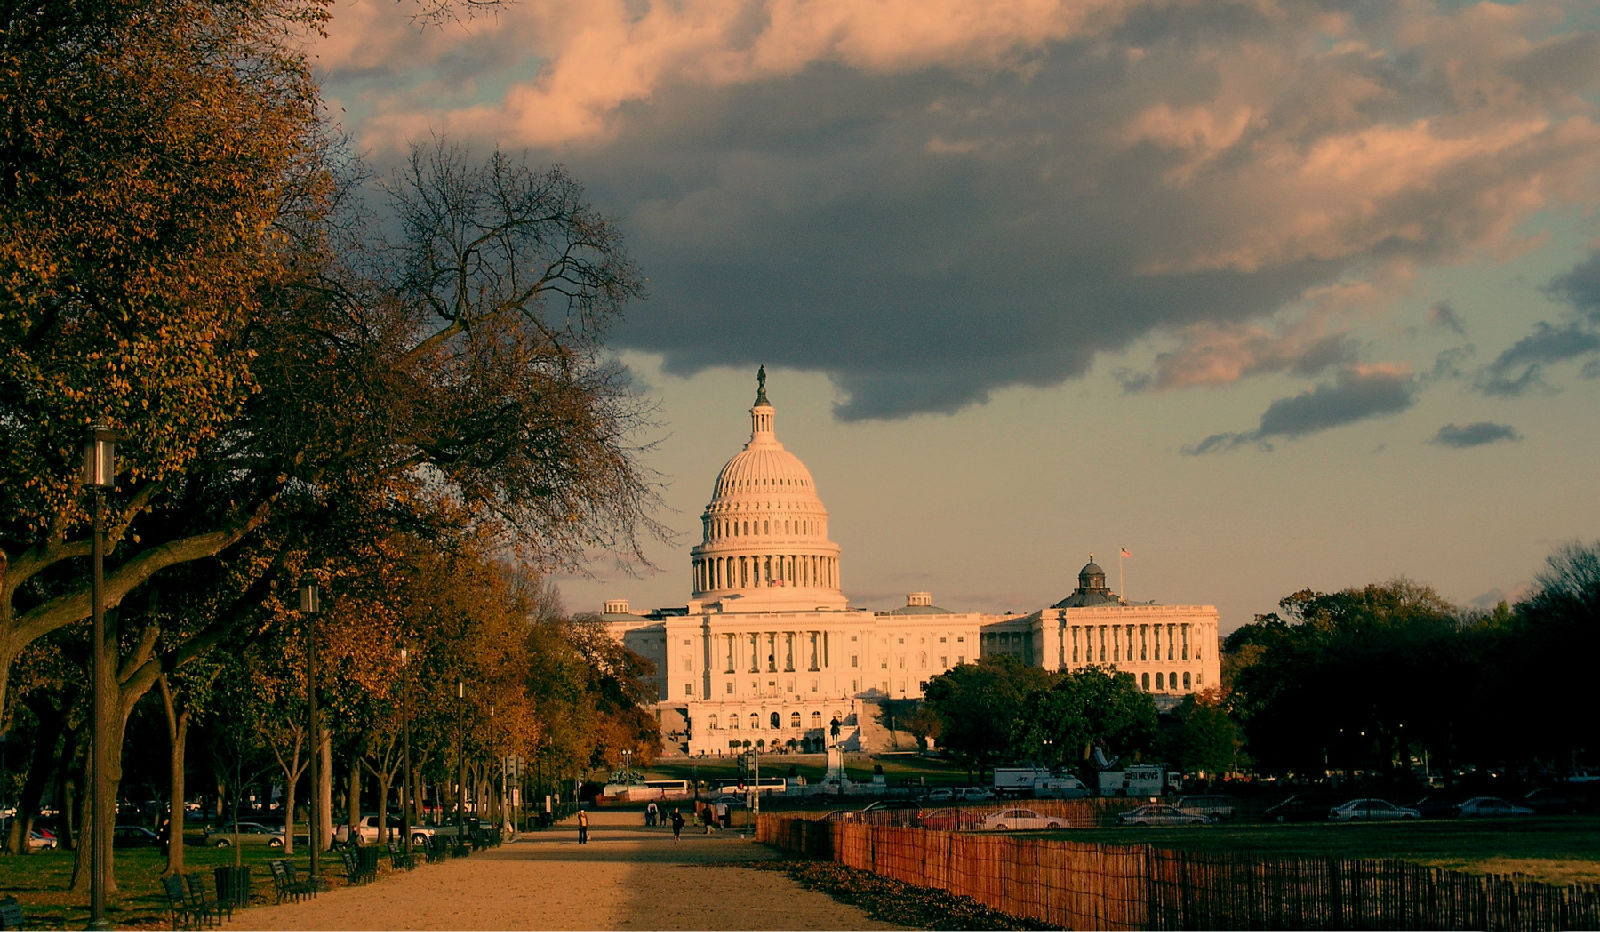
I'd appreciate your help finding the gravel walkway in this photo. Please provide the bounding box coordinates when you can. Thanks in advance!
[222,809,901,930]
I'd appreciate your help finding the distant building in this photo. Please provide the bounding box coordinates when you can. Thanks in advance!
[603,373,1221,756]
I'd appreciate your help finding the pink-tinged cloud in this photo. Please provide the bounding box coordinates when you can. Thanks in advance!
[325,0,1137,150]
[1137,319,1357,391]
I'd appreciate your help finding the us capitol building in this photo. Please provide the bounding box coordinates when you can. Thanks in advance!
[603,372,1221,756]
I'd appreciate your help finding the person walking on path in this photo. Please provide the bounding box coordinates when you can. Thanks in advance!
[670,807,684,842]
[645,801,657,827]
[577,809,589,845]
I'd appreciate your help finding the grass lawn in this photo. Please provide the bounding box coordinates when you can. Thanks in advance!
[0,842,322,929]
[1050,815,1600,886]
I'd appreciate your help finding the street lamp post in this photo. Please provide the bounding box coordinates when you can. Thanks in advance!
[299,576,321,886]
[84,422,115,931]
[455,681,465,855]
[399,648,413,861]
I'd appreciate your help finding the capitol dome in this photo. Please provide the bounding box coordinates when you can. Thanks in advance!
[689,370,847,612]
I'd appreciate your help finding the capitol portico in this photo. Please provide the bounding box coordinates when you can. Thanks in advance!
[603,372,1221,756]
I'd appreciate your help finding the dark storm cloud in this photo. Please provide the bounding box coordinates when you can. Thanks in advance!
[328,1,1600,424]
[1475,321,1600,396]
[566,12,1600,422]
[1429,421,1521,448]
[1183,366,1418,454]
[1544,250,1600,323]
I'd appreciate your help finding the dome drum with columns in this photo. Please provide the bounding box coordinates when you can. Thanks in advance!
[605,370,1222,758]
[688,370,846,612]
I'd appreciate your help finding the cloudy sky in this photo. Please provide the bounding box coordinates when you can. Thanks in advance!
[315,0,1600,631]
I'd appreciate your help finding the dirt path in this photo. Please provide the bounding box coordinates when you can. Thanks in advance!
[222,809,902,930]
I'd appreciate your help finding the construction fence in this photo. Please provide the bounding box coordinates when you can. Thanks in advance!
[757,811,1600,930]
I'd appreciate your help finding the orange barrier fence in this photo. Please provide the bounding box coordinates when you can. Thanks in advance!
[758,812,1600,931]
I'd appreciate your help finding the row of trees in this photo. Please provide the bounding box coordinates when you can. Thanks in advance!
[918,658,1237,784]
[1,0,663,896]
[1225,542,1600,784]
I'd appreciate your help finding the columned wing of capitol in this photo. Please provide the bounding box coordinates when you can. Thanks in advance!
[602,373,1221,757]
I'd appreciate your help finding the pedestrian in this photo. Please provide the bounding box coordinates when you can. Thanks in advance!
[577,808,589,845]
[670,807,684,842]
[715,799,729,829]
[646,801,658,827]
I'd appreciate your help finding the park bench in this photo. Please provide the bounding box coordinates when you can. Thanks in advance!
[0,896,25,930]
[161,876,195,930]
[268,859,314,903]
[387,840,415,870]
[183,873,223,928]
[338,843,380,885]
[422,835,446,864]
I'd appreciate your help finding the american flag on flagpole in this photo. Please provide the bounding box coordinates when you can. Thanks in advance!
[1121,548,1132,558]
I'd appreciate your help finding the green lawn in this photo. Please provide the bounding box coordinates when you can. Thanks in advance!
[1048,816,1600,886]
[0,842,320,929]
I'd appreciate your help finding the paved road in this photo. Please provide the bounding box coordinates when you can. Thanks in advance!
[222,809,901,930]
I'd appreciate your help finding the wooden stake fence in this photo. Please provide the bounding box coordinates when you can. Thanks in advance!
[758,813,1600,930]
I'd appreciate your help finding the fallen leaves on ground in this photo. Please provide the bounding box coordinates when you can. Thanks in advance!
[753,859,1053,930]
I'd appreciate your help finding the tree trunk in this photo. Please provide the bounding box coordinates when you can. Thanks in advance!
[164,712,188,875]
[279,770,298,856]
[345,750,361,834]
[5,700,67,855]
[156,672,199,876]
[317,729,332,850]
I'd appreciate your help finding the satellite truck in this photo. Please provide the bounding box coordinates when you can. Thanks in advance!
[992,767,1090,799]
[1096,764,1180,799]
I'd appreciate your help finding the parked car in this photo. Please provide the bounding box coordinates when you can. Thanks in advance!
[978,808,1063,831]
[1263,794,1336,823]
[112,825,164,848]
[711,795,747,809]
[1410,793,1470,819]
[1455,796,1533,818]
[819,810,862,823]
[1522,786,1597,815]
[1117,804,1209,826]
[28,829,58,851]
[354,813,433,845]
[957,787,995,802]
[1175,795,1237,822]
[202,821,284,847]
[1328,799,1420,821]
[861,799,922,812]
[924,787,956,803]
[915,807,971,831]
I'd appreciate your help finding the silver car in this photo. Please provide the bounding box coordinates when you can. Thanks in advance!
[202,821,285,847]
[1117,804,1209,826]
[1328,798,1420,821]
[1455,796,1533,818]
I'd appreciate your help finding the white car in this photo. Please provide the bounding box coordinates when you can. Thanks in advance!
[977,808,1062,831]
[958,787,995,802]
[354,814,434,845]
[1455,796,1533,818]
[1328,798,1420,821]
[1116,804,1209,826]
[924,788,956,802]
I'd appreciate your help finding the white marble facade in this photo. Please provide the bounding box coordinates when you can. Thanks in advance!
[603,373,1221,756]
